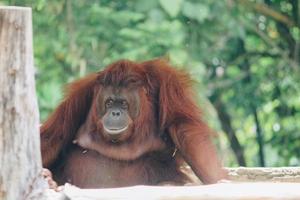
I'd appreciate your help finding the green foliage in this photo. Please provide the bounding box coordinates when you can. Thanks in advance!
[182,1,209,23]
[2,0,300,167]
[159,0,182,17]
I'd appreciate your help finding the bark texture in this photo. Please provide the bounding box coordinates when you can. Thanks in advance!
[228,167,300,182]
[0,6,42,200]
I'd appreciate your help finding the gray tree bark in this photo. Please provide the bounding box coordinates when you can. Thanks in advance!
[0,6,44,200]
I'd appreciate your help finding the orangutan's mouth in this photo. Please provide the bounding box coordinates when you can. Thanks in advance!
[104,126,128,135]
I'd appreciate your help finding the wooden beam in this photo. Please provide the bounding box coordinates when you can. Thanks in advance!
[43,167,300,199]
[45,182,300,200]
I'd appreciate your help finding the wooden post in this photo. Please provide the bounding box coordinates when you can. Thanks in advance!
[0,6,44,200]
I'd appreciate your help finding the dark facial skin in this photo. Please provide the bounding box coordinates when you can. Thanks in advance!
[97,86,140,142]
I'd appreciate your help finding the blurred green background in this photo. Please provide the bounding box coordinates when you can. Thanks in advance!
[1,0,300,167]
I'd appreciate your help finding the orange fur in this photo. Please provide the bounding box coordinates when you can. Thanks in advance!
[41,58,227,187]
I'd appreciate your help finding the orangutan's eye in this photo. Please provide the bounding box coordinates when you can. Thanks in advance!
[121,100,128,109]
[105,99,113,108]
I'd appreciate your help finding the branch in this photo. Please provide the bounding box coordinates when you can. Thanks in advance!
[235,0,299,28]
[241,21,299,69]
[207,72,248,91]
[289,0,299,25]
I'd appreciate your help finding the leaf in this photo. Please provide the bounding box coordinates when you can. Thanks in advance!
[182,2,209,23]
[135,0,159,12]
[159,0,183,17]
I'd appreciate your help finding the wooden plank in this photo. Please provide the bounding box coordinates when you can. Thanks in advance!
[228,167,300,182]
[46,182,300,200]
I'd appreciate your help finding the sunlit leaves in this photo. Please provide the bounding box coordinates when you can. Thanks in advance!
[182,2,210,23]
[159,0,183,17]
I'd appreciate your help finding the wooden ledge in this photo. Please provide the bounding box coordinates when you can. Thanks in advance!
[228,167,300,182]
[44,182,300,200]
[40,167,300,199]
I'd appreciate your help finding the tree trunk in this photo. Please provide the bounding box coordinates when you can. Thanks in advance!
[0,6,44,200]
[252,107,265,167]
[212,98,247,166]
